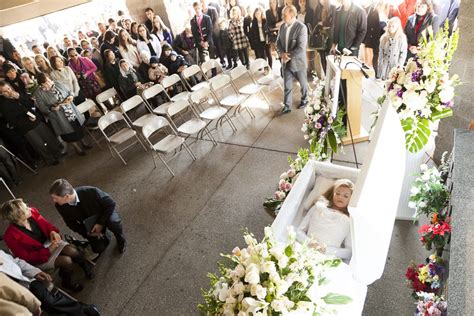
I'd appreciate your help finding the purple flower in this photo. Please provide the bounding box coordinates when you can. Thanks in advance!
[412,70,423,82]
[396,89,404,98]
[441,101,454,108]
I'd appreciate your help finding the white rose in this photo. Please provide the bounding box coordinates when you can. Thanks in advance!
[264,226,273,239]
[410,187,420,195]
[420,164,428,172]
[270,299,286,312]
[244,263,260,284]
[261,261,277,275]
[419,201,427,208]
[275,279,290,297]
[408,201,417,209]
[295,301,314,313]
[280,172,288,179]
[439,86,454,103]
[250,284,267,300]
[237,311,248,316]
[278,256,289,269]
[244,234,256,246]
[218,284,230,302]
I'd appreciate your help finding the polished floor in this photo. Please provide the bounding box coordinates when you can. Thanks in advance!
[0,68,428,315]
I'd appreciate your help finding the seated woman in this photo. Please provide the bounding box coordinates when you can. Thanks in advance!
[118,59,149,99]
[0,198,94,292]
[297,179,354,260]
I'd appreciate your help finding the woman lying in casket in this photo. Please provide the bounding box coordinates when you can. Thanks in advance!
[297,179,354,260]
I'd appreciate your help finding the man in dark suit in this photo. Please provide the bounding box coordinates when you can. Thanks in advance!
[190,1,216,64]
[277,5,309,114]
[49,179,127,254]
[330,0,367,57]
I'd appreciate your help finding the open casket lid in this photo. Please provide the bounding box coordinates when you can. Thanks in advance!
[348,101,406,285]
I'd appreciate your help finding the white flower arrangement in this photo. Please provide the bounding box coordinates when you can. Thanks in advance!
[378,22,460,153]
[302,81,345,158]
[198,227,352,315]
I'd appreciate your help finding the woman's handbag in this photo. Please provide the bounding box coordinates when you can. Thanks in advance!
[308,24,330,51]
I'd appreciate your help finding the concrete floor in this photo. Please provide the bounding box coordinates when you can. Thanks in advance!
[0,71,427,315]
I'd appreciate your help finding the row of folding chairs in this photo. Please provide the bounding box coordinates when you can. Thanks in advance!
[79,59,282,176]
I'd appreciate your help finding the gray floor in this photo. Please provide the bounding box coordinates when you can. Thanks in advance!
[0,73,428,315]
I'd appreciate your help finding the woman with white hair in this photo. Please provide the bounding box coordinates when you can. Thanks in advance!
[297,179,355,259]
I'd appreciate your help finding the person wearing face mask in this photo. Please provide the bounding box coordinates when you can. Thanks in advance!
[297,179,354,260]
[404,0,439,59]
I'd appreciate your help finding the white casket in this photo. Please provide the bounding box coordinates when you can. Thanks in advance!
[272,101,406,315]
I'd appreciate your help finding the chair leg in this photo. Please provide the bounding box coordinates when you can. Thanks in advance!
[158,154,175,177]
[113,147,127,166]
[150,151,157,169]
[86,128,103,149]
[245,105,255,119]
[260,91,274,114]
[183,142,197,160]
[225,114,237,132]
[107,144,115,157]
[204,127,217,145]
[136,135,148,152]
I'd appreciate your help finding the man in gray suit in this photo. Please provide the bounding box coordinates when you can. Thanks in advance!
[277,5,309,114]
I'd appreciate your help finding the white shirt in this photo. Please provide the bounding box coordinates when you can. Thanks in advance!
[258,22,265,42]
[285,22,294,52]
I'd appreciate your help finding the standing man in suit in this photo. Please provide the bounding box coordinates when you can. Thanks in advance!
[49,179,127,254]
[191,1,216,64]
[277,5,309,114]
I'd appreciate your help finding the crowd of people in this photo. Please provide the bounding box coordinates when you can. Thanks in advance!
[0,179,126,315]
[0,0,461,182]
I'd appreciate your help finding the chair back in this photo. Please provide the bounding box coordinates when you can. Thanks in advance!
[120,95,144,113]
[96,88,120,113]
[230,65,249,81]
[209,74,231,92]
[201,59,222,78]
[98,110,127,133]
[182,64,202,79]
[249,58,267,74]
[142,115,171,140]
[142,84,165,101]
[76,99,97,114]
[162,74,183,89]
[167,99,190,117]
[189,86,211,105]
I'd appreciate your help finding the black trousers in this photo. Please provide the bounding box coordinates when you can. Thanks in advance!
[254,41,273,68]
[235,48,249,66]
[88,211,126,253]
[29,280,84,315]
[24,122,62,164]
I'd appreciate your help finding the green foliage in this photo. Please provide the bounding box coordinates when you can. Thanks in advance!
[321,293,353,305]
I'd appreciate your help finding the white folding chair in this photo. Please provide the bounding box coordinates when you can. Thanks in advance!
[96,88,121,113]
[249,58,283,92]
[76,99,104,148]
[201,59,224,80]
[120,95,156,129]
[189,86,237,133]
[181,64,208,91]
[230,64,274,114]
[162,74,190,102]
[209,73,254,119]
[142,115,196,176]
[141,84,174,116]
[98,111,147,165]
[167,99,217,146]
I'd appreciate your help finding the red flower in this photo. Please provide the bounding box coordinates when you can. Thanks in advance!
[418,224,432,235]
[432,221,451,236]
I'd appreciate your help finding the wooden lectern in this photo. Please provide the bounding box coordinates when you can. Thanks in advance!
[325,55,375,145]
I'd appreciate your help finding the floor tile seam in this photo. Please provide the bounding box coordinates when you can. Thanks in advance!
[116,141,257,314]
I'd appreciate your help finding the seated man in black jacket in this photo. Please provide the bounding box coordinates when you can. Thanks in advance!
[49,178,127,254]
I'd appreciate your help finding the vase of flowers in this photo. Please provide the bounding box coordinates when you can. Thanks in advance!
[378,22,460,154]
[418,216,451,255]
[405,254,445,299]
[198,227,352,315]
[415,292,447,316]
[302,80,346,158]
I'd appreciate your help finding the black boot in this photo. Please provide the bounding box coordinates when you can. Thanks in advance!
[73,253,95,279]
[82,303,101,316]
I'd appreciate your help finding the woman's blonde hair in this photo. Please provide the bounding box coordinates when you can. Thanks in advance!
[21,56,40,76]
[0,198,28,223]
[322,179,354,216]
[35,54,53,73]
[380,17,405,47]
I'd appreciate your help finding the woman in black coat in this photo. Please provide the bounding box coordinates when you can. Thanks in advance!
[250,7,273,68]
[404,0,439,60]
[362,3,381,68]
[102,49,124,99]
